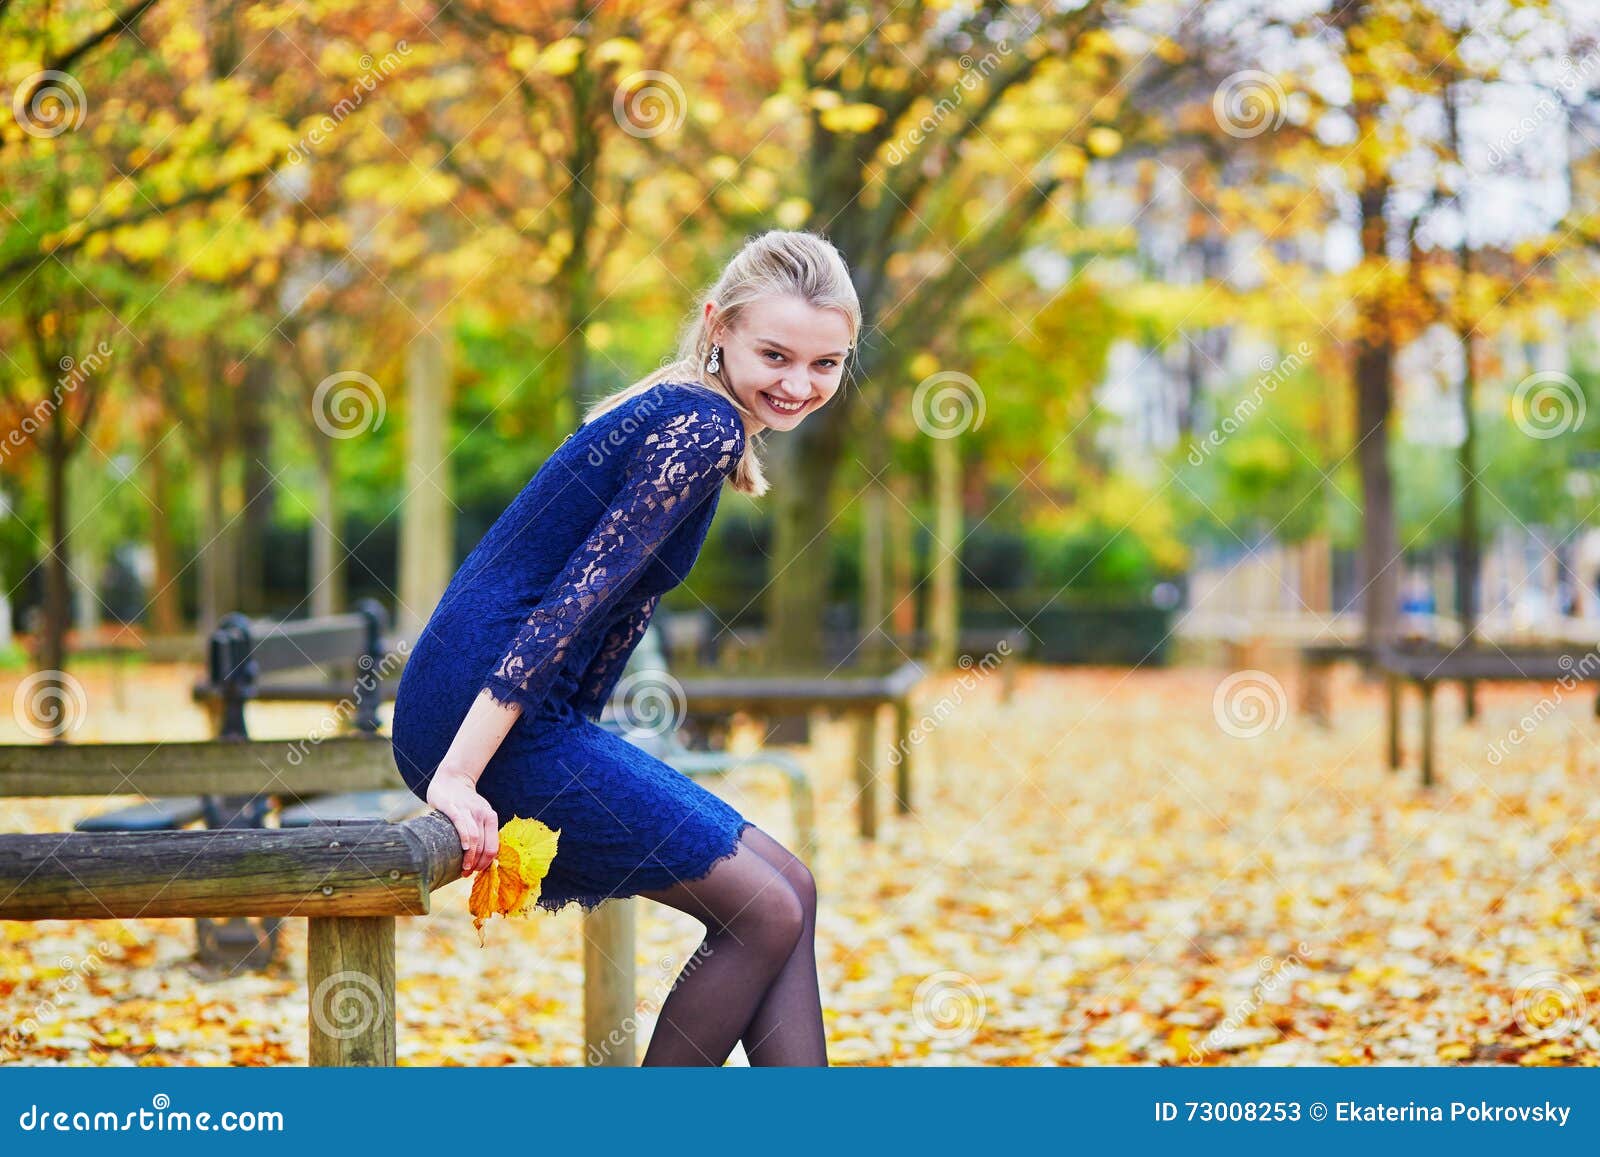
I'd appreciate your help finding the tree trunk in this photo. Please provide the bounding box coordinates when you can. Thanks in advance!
[398,308,454,641]
[927,434,961,670]
[146,433,184,634]
[310,437,342,618]
[763,399,852,669]
[1355,181,1398,652]
[238,356,275,612]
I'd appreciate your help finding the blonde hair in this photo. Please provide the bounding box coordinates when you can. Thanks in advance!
[582,228,861,498]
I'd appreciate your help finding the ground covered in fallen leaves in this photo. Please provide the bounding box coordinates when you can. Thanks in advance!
[2,658,1597,1066]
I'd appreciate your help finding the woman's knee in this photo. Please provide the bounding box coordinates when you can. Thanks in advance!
[738,825,817,918]
[776,857,816,920]
[731,872,805,958]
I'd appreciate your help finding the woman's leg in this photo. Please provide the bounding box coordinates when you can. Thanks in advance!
[635,832,805,1066]
[736,825,827,1066]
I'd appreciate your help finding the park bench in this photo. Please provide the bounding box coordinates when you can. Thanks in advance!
[675,658,924,840]
[74,600,410,968]
[1377,642,1600,786]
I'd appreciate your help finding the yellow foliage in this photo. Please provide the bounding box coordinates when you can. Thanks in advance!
[1085,126,1122,158]
[818,103,885,134]
[539,38,584,76]
[467,817,560,946]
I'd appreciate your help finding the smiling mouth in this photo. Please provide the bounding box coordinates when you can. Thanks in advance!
[761,391,808,415]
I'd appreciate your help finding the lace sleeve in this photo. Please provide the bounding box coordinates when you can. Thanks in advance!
[481,404,742,714]
[570,594,661,721]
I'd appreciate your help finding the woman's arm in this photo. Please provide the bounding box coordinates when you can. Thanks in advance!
[479,402,742,715]
[425,690,523,874]
[425,399,743,871]
[571,593,662,720]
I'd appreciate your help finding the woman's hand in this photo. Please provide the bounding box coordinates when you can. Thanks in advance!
[427,765,500,874]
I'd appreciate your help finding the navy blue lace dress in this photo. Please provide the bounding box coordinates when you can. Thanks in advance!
[390,381,755,914]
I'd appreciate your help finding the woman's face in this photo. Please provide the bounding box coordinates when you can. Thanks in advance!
[705,295,851,432]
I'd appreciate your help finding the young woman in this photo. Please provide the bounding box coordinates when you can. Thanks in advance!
[391,229,860,1067]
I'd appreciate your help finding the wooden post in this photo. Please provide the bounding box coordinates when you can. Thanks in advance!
[307,915,396,1066]
[852,708,878,840]
[1420,679,1436,788]
[893,697,913,815]
[1301,658,1330,727]
[1386,673,1402,771]
[583,901,636,1066]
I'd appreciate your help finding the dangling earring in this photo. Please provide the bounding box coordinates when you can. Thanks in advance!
[705,344,721,375]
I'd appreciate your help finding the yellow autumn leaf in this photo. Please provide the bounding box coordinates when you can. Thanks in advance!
[467,817,560,945]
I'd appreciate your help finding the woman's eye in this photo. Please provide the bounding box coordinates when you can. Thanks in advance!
[818,359,838,369]
[764,350,784,361]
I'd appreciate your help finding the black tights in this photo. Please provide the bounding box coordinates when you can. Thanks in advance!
[635,824,827,1066]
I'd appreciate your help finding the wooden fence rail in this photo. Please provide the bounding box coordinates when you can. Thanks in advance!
[0,811,461,1066]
